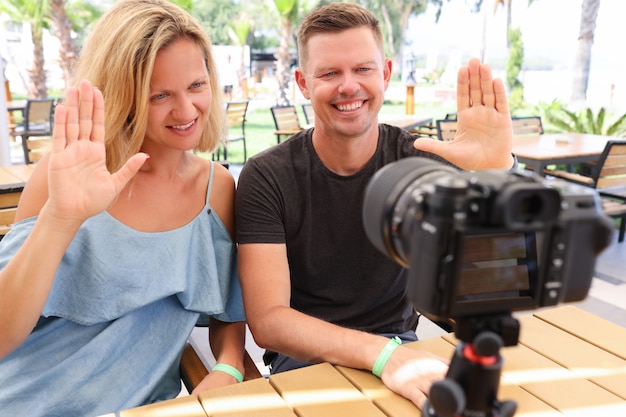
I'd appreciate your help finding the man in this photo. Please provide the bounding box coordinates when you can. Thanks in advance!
[235,2,515,408]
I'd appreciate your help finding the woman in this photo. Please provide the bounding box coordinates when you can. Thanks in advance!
[0,0,246,415]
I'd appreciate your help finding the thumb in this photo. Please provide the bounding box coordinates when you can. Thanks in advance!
[111,153,149,191]
[412,137,451,161]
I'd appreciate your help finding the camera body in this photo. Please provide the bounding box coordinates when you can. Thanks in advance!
[363,157,613,322]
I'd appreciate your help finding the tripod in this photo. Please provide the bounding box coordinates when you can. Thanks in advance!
[422,313,520,417]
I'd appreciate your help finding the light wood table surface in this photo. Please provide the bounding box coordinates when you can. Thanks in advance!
[106,305,626,417]
[512,133,613,175]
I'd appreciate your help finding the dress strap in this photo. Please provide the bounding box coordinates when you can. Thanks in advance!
[206,161,215,205]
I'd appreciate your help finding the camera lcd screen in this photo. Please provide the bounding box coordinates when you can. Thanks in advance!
[454,232,540,312]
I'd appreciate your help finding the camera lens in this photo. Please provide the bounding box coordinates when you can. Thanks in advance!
[363,157,458,266]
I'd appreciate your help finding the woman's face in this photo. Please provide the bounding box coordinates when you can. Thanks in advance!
[144,37,211,152]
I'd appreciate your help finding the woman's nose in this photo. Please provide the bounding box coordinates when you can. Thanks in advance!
[172,94,196,120]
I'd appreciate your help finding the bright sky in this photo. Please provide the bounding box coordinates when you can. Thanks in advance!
[406,0,625,110]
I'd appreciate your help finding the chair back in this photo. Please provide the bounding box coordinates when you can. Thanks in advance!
[592,140,626,189]
[436,119,457,141]
[271,106,303,143]
[543,140,626,189]
[226,100,248,132]
[24,99,55,132]
[213,100,249,164]
[301,103,315,125]
[511,116,543,136]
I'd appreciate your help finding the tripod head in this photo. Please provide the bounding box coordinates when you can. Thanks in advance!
[422,313,519,417]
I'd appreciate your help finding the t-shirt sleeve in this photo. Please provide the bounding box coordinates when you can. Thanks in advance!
[235,158,287,244]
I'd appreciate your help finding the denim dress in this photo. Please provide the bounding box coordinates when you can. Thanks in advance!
[0,163,245,417]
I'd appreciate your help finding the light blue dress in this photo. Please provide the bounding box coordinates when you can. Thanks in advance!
[0,162,245,417]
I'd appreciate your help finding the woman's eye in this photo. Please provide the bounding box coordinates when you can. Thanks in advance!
[151,93,167,101]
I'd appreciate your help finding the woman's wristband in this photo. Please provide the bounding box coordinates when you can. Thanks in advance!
[212,363,243,383]
[372,336,402,378]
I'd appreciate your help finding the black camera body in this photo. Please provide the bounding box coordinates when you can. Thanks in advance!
[363,157,613,322]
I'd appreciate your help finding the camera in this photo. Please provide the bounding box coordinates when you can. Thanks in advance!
[363,157,614,322]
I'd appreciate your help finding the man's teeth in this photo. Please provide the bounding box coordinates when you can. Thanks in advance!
[171,120,195,130]
[336,101,363,112]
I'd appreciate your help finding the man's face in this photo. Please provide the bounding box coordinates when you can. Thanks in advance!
[296,27,392,139]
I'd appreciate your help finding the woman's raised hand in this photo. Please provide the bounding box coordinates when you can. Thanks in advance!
[46,80,148,222]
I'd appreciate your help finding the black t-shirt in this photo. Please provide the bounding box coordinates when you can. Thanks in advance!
[235,124,452,334]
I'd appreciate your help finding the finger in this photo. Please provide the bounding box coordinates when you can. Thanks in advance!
[92,88,105,143]
[493,78,510,114]
[78,80,94,140]
[405,385,428,410]
[468,58,482,107]
[51,103,68,154]
[456,64,470,112]
[64,86,80,145]
[480,63,495,108]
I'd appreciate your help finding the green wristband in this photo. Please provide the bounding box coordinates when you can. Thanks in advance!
[372,336,402,378]
[212,363,243,383]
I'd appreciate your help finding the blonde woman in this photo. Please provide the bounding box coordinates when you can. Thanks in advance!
[0,0,246,415]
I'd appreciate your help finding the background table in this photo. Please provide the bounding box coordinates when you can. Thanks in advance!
[0,164,33,192]
[107,305,626,417]
[512,133,612,175]
[378,114,432,131]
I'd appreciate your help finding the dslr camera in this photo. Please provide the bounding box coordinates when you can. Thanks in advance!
[363,157,613,323]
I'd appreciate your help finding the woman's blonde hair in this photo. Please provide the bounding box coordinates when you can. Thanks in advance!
[73,0,226,172]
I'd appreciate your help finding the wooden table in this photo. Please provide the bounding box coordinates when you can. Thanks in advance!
[512,133,612,175]
[379,114,432,131]
[107,305,626,417]
[6,100,26,114]
[0,164,33,192]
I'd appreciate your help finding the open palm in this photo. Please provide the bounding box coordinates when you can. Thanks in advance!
[46,81,147,222]
[413,58,514,171]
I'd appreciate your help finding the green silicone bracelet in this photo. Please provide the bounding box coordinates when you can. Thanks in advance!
[372,336,402,378]
[212,363,243,383]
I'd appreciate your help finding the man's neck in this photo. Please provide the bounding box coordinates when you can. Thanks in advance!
[311,124,379,176]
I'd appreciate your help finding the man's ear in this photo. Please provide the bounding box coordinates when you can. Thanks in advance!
[295,68,310,99]
[383,58,392,90]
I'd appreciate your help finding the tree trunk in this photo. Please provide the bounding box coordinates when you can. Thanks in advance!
[51,0,78,90]
[28,28,47,99]
[275,19,292,106]
[571,0,601,103]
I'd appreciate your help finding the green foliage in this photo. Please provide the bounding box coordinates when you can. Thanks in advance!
[505,27,523,91]
[505,27,524,113]
[508,86,526,113]
[533,100,626,137]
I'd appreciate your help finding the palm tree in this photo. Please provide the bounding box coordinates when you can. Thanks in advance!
[0,0,50,98]
[272,0,298,106]
[50,0,77,89]
[227,16,251,99]
[571,0,601,103]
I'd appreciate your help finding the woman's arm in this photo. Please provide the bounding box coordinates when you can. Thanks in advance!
[0,81,147,359]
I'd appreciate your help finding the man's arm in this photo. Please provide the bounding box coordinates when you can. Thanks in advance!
[413,58,515,170]
[238,243,447,408]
